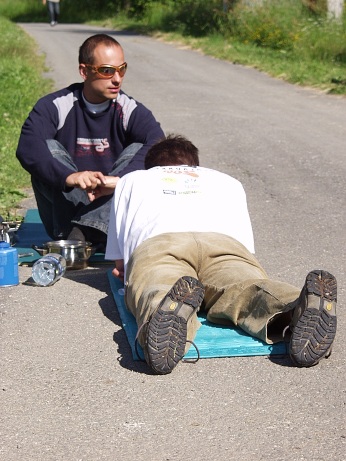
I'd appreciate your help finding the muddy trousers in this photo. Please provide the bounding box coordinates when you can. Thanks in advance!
[125,232,301,349]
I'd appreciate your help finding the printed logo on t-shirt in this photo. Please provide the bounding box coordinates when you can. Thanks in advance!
[75,138,110,156]
[160,166,201,195]
[161,166,199,178]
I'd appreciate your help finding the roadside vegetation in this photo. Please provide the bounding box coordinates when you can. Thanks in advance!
[0,15,52,218]
[0,0,345,216]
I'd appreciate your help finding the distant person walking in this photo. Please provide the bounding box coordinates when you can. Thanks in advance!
[42,0,60,27]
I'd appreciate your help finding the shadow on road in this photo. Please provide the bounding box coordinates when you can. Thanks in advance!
[65,265,153,374]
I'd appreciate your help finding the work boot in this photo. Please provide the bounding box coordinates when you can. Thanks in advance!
[289,270,337,367]
[144,276,205,375]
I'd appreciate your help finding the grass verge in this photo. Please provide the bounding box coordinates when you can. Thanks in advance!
[0,16,53,218]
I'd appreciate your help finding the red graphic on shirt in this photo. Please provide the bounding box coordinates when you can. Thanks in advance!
[75,138,110,157]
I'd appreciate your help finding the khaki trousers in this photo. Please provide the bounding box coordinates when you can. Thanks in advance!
[125,232,301,348]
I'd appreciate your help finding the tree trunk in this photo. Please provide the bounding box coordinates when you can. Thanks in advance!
[327,0,344,18]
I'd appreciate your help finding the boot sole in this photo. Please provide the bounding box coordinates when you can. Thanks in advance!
[146,276,205,375]
[290,270,337,367]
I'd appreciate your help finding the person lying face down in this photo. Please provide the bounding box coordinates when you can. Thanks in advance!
[106,134,337,375]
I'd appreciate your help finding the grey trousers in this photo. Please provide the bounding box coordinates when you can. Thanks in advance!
[125,232,301,349]
[47,1,60,23]
[31,140,142,240]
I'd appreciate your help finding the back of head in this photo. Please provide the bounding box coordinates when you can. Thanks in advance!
[145,134,199,169]
[79,34,122,64]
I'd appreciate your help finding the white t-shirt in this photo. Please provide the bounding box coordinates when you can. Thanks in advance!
[105,166,255,272]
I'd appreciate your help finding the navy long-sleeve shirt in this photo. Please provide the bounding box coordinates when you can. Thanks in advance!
[16,83,164,189]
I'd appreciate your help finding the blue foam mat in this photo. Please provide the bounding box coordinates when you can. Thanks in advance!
[14,209,106,265]
[107,270,287,360]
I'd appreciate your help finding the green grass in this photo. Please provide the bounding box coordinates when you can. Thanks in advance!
[0,0,47,22]
[136,30,345,94]
[0,16,53,217]
[0,0,345,216]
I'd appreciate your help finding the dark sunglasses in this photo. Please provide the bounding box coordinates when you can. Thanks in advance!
[85,62,127,79]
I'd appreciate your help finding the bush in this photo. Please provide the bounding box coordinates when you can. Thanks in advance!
[137,1,178,31]
[225,1,303,51]
[173,0,221,36]
[135,0,222,36]
[297,16,346,63]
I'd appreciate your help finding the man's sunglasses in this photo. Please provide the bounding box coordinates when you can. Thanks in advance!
[85,62,127,79]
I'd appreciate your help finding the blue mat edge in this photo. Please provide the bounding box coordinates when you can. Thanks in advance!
[107,270,287,361]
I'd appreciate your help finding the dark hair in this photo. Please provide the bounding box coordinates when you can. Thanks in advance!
[79,34,122,65]
[145,134,199,169]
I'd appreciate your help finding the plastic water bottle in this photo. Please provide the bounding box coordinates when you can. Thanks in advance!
[0,241,19,287]
[32,253,66,287]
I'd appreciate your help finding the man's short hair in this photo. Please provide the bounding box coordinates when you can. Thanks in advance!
[145,134,200,169]
[79,34,122,65]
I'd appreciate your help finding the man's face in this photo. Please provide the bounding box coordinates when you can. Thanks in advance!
[79,43,126,104]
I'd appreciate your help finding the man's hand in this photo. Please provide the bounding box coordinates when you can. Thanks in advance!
[66,171,107,190]
[87,176,120,201]
[112,259,124,282]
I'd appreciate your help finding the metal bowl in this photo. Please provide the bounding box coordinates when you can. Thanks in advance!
[33,240,93,270]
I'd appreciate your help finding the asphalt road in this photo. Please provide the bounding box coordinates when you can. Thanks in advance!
[1,22,345,461]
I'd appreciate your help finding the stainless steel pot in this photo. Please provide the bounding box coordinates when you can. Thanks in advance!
[33,240,93,270]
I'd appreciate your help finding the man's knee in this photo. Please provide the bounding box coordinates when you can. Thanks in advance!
[46,140,77,170]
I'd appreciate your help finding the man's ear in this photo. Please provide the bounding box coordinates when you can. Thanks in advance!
[79,64,88,80]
